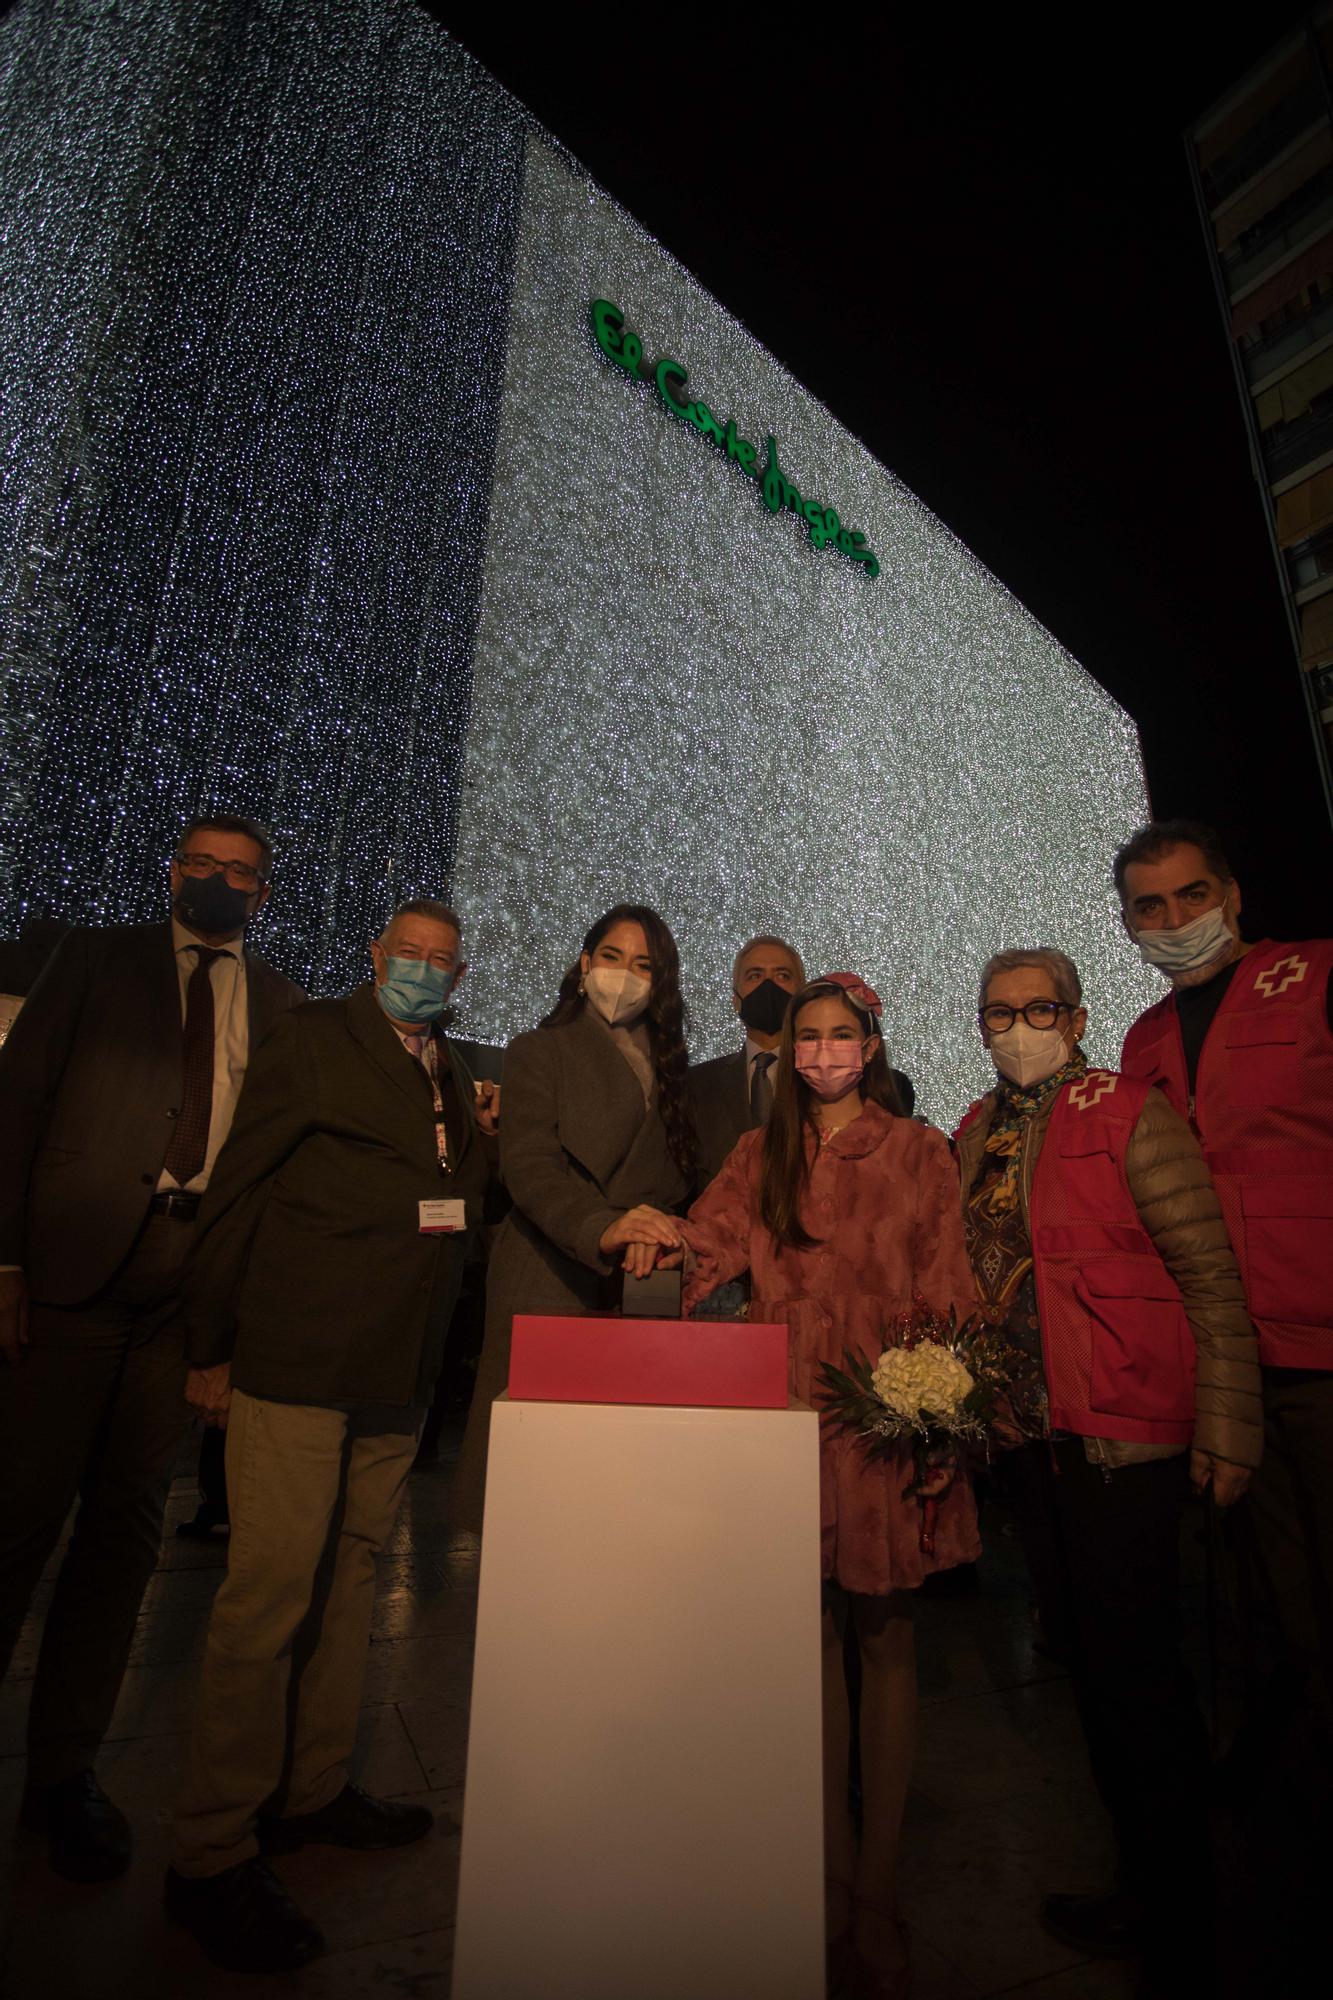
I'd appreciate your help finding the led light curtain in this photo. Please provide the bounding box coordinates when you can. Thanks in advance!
[0,0,1158,1124]
[0,0,525,990]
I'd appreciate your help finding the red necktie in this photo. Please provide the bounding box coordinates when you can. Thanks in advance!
[164,947,224,1187]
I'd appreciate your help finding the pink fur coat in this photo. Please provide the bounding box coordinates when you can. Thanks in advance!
[682,1099,980,1595]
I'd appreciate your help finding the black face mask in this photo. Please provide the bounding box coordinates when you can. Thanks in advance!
[174,872,254,937]
[738,978,792,1037]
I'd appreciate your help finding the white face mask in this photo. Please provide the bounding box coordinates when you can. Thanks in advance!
[1135,903,1233,982]
[989,1020,1072,1090]
[583,964,651,1027]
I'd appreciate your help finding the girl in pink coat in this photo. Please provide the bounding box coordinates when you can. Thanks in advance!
[674,973,979,1998]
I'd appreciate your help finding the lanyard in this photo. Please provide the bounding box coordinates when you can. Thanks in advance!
[418,1035,450,1175]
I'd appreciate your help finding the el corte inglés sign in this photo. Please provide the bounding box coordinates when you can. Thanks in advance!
[591,299,880,580]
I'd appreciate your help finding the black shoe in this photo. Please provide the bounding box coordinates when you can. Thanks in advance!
[20,1770,131,1882]
[259,1780,433,1853]
[174,1509,229,1539]
[164,1859,325,1973]
[1039,1890,1143,1958]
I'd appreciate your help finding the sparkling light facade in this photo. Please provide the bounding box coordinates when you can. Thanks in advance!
[451,138,1158,1120]
[0,1,1159,1127]
[0,0,525,988]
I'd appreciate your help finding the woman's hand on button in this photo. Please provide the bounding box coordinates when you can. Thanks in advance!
[598,1206,682,1254]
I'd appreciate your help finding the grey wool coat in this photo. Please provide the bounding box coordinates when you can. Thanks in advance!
[450,1006,691,1527]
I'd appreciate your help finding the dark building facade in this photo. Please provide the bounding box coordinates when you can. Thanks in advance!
[1187,9,1333,822]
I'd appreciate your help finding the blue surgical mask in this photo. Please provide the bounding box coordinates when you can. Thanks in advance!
[376,956,455,1025]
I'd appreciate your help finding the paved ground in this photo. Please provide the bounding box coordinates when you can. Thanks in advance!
[0,1437,1259,1999]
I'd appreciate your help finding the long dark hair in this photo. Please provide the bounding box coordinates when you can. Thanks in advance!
[542,903,699,1186]
[759,979,903,1250]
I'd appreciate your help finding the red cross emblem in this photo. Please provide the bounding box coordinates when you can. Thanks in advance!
[1068,1072,1117,1110]
[1254,954,1309,999]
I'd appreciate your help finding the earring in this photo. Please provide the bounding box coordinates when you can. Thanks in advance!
[578,976,586,996]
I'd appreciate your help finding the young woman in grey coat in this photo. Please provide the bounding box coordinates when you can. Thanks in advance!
[450,904,698,1526]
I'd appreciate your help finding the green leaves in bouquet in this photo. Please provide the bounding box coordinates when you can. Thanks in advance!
[814,1296,1044,1466]
[815,1350,907,1465]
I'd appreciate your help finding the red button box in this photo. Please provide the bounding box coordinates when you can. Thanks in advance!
[507,1315,789,1409]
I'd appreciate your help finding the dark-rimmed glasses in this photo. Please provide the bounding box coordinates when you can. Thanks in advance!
[979,1000,1073,1033]
[175,851,266,890]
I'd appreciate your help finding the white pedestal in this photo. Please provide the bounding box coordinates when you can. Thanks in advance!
[453,1394,825,2000]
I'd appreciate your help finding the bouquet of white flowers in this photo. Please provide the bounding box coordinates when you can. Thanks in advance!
[871,1341,977,1427]
[817,1297,1039,1552]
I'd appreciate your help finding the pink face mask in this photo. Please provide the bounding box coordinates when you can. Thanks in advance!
[794,1039,867,1102]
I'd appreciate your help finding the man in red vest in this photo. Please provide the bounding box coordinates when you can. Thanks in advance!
[1117,818,1333,1792]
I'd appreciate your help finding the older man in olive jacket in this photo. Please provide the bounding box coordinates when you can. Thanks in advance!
[165,901,496,1977]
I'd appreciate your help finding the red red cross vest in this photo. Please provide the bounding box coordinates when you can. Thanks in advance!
[1121,939,1333,1369]
[957,1072,1196,1444]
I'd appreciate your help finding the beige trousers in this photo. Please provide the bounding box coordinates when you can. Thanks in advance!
[172,1389,418,1877]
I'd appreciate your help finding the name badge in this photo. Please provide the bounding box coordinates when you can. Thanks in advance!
[418,1199,467,1235]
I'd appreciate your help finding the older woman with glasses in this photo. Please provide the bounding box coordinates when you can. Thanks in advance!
[954,946,1262,1995]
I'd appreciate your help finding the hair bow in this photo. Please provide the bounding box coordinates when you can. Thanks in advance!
[818,971,883,1015]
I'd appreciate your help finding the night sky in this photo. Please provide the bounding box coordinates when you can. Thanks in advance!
[425,4,1333,943]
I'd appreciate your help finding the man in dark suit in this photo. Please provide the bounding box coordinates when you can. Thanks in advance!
[165,898,496,1976]
[688,933,805,1185]
[0,815,303,1882]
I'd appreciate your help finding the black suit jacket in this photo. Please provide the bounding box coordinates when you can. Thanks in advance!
[183,982,497,1407]
[0,920,303,1303]
[687,1046,756,1189]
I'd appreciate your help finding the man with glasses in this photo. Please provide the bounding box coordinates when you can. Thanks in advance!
[165,900,495,1974]
[0,814,302,1883]
[953,947,1260,1994]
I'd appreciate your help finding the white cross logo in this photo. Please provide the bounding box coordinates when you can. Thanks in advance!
[1068,1072,1118,1111]
[1254,954,1309,999]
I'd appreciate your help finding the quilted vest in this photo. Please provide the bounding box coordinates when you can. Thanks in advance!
[1121,939,1333,1368]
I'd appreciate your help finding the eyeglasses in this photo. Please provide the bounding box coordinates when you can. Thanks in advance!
[175,851,266,890]
[979,1000,1073,1033]
[393,948,457,971]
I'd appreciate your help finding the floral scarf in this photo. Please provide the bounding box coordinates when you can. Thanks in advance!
[963,1046,1088,1368]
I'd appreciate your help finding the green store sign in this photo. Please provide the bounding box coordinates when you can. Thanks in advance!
[590,299,880,581]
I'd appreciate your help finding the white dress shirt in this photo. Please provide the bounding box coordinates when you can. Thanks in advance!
[158,918,249,1193]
